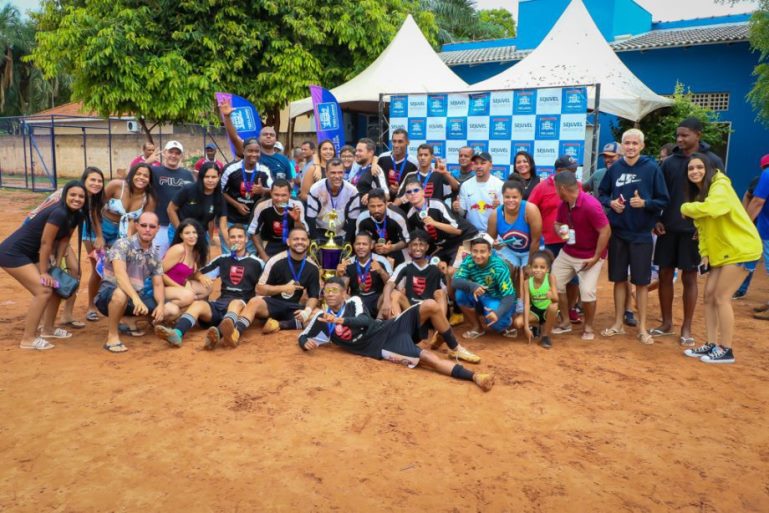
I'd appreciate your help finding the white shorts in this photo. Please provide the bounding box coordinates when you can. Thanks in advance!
[552,251,604,302]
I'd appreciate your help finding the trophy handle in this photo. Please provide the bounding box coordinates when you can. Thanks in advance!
[308,241,321,268]
[341,243,353,262]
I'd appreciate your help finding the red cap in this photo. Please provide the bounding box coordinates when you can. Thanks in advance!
[761,154,769,169]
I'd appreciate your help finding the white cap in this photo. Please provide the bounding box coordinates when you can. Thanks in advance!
[164,140,184,152]
[274,141,285,152]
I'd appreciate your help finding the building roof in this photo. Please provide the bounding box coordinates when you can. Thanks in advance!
[439,23,749,66]
[31,102,100,118]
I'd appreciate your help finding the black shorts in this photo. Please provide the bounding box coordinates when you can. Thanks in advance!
[653,231,700,270]
[432,240,463,266]
[381,303,423,345]
[608,236,653,285]
[530,304,548,324]
[0,250,34,268]
[95,281,158,317]
[359,293,380,318]
[200,297,245,328]
[263,296,303,321]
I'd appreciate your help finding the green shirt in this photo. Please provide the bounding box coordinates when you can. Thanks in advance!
[455,253,515,298]
[529,274,551,310]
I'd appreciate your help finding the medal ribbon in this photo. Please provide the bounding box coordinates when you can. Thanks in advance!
[356,257,372,291]
[241,161,256,199]
[287,255,306,285]
[373,216,387,240]
[325,304,346,337]
[392,154,408,183]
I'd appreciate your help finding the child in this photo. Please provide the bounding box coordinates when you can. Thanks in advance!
[513,250,559,349]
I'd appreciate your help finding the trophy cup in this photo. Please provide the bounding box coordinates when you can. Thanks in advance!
[308,210,352,280]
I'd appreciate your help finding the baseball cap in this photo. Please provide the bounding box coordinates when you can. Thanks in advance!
[471,151,492,163]
[601,142,622,156]
[164,140,184,153]
[761,154,769,169]
[204,142,216,150]
[463,232,495,251]
[554,154,578,170]
[274,141,285,152]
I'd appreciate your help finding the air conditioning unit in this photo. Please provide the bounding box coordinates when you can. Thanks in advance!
[126,120,140,133]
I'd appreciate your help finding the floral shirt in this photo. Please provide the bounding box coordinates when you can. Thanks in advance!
[104,235,163,291]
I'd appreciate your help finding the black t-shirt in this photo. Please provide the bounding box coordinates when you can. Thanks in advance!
[511,173,540,200]
[221,161,272,225]
[397,170,453,202]
[353,165,389,197]
[299,297,386,357]
[200,253,264,302]
[356,206,410,245]
[389,260,445,304]
[405,199,477,247]
[248,199,307,256]
[1,204,76,260]
[173,183,225,227]
[258,251,321,303]
[344,255,392,297]
[152,166,195,226]
[379,153,418,194]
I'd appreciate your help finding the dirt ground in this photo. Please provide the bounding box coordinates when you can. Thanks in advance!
[0,188,767,513]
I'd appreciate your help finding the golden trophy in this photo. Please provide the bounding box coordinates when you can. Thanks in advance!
[308,210,353,280]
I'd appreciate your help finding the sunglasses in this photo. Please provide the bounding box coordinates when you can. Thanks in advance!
[138,223,158,229]
[405,188,421,195]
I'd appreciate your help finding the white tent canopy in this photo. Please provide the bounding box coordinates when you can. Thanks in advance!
[468,0,672,121]
[289,15,468,119]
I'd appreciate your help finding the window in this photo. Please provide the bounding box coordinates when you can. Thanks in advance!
[667,92,730,112]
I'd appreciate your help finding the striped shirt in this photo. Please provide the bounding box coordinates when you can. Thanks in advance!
[454,253,515,298]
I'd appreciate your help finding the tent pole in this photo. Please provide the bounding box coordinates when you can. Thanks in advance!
[378,93,385,154]
[590,83,602,177]
[288,116,296,154]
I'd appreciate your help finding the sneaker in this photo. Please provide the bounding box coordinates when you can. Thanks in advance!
[154,325,182,347]
[262,318,280,335]
[472,372,494,392]
[204,327,220,350]
[701,345,735,364]
[540,336,552,349]
[448,346,481,364]
[449,312,464,326]
[219,317,240,347]
[532,325,541,338]
[623,310,638,327]
[684,342,715,358]
[568,308,582,324]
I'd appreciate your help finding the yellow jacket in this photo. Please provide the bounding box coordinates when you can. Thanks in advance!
[680,172,761,267]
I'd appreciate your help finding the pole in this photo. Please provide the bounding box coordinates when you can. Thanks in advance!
[50,115,58,190]
[82,127,87,170]
[590,83,602,177]
[378,93,385,154]
[108,118,113,179]
[22,120,28,189]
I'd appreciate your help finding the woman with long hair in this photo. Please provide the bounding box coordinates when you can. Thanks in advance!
[512,151,540,200]
[300,139,336,201]
[162,218,213,310]
[168,161,228,247]
[0,181,87,350]
[681,152,761,364]
[102,162,157,244]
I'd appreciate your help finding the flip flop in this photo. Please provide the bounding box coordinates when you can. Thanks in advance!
[103,341,128,353]
[119,324,146,337]
[581,331,595,341]
[86,311,100,322]
[649,328,674,337]
[638,332,655,345]
[462,330,485,340]
[40,328,72,339]
[679,336,696,347]
[20,337,55,350]
[61,320,86,329]
[600,327,625,337]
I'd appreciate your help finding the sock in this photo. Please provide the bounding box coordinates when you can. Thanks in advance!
[450,364,474,381]
[235,316,250,333]
[441,329,459,350]
[174,314,196,335]
[278,319,301,330]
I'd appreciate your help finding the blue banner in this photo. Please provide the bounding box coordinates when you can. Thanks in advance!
[310,85,346,154]
[216,92,262,154]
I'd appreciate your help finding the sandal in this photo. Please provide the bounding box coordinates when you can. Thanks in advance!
[41,328,72,339]
[649,328,674,337]
[581,331,595,341]
[119,324,146,337]
[461,330,485,340]
[86,311,100,322]
[679,336,696,347]
[638,332,654,345]
[600,327,625,337]
[20,337,55,350]
[61,320,86,329]
[103,341,128,353]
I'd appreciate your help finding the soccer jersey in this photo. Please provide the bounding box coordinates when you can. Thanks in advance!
[389,260,445,304]
[306,179,361,239]
[299,297,384,357]
[354,165,390,197]
[454,253,515,299]
[221,161,273,225]
[458,175,504,232]
[356,206,410,246]
[378,152,418,191]
[398,169,453,203]
[247,199,308,256]
[258,251,321,303]
[200,253,264,302]
[405,199,475,248]
[344,254,393,297]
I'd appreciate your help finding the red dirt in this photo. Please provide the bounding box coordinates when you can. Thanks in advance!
[0,189,767,512]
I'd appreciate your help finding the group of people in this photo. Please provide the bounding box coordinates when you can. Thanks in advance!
[0,111,762,391]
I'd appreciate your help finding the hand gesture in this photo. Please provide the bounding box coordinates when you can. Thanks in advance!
[610,198,625,213]
[288,206,301,222]
[483,307,498,326]
[371,259,383,274]
[435,158,447,174]
[473,285,487,300]
[218,97,234,117]
[336,261,347,276]
[629,189,645,209]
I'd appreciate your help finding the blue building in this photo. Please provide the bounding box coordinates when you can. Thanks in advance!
[439,0,765,194]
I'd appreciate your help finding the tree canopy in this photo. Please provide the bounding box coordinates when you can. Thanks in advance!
[748,0,769,125]
[422,0,516,44]
[29,0,439,134]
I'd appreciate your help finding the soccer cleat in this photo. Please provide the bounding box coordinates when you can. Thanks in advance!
[448,346,481,364]
[449,312,464,326]
[262,318,280,335]
[684,342,715,358]
[473,372,494,392]
[204,327,220,350]
[219,317,240,347]
[154,325,182,347]
[701,346,735,364]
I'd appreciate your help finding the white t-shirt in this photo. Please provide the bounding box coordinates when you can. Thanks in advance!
[458,175,504,232]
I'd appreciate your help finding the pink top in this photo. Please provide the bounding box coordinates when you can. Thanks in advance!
[555,191,609,259]
[166,261,195,286]
[528,175,583,245]
[129,155,161,168]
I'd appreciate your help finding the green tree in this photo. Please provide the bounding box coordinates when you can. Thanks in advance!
[421,0,516,44]
[29,0,438,140]
[478,8,517,39]
[611,82,731,158]
[747,0,769,125]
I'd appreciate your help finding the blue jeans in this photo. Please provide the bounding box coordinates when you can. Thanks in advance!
[455,289,515,332]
